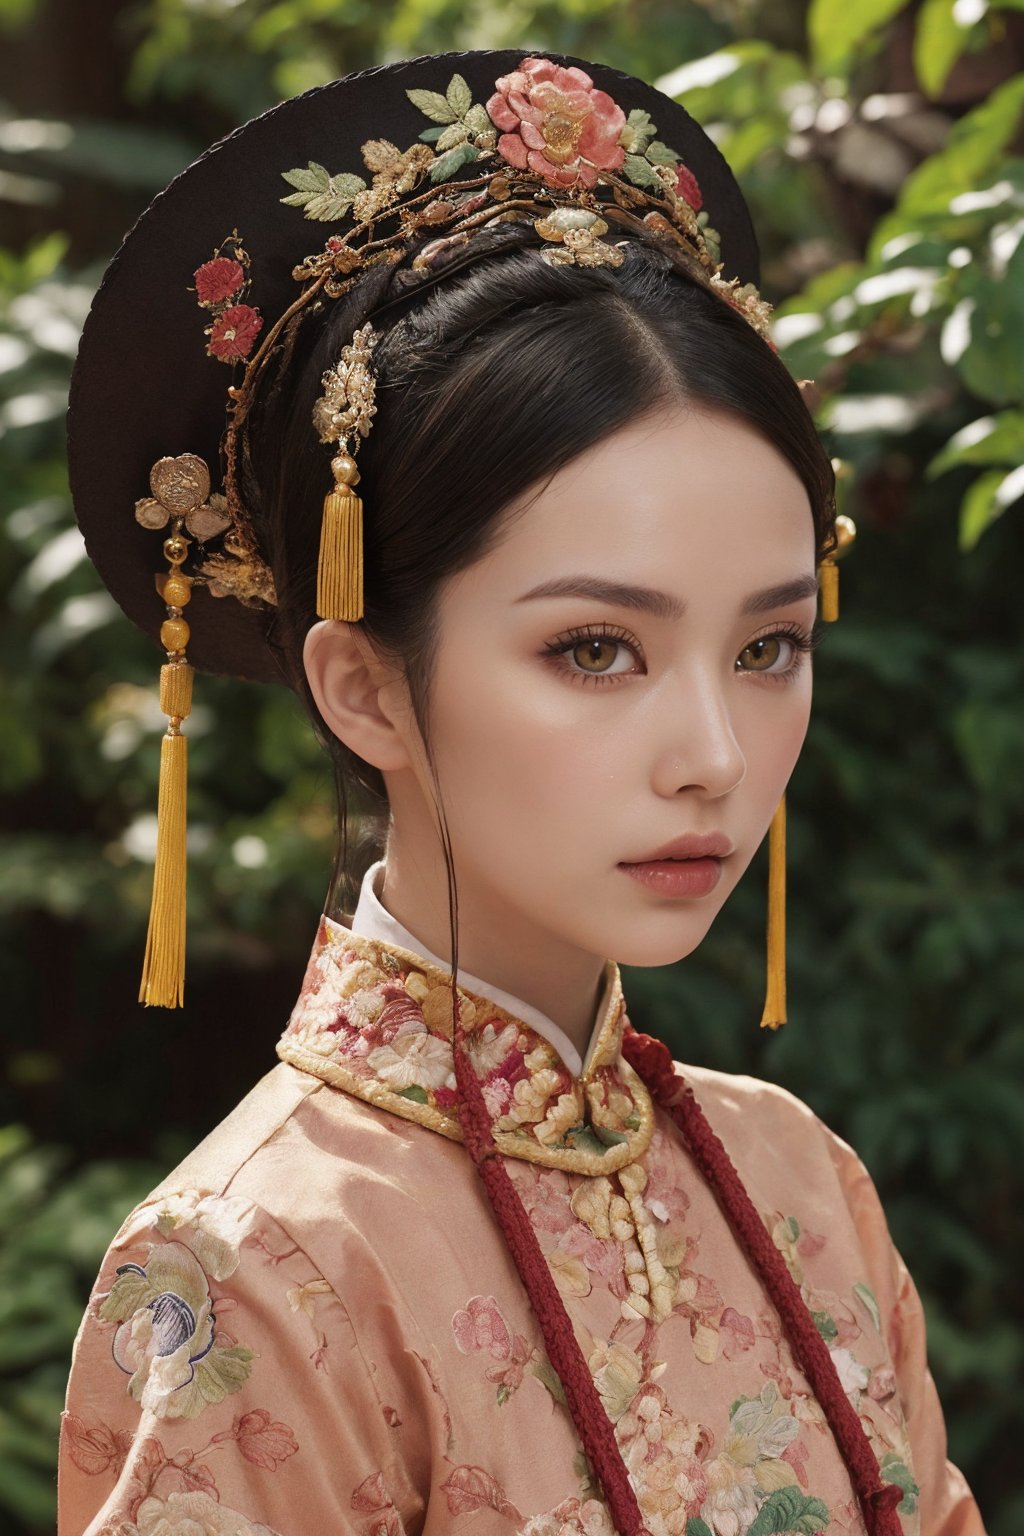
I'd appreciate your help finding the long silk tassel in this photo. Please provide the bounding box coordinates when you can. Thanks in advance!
[317,485,364,621]
[760,796,787,1031]
[139,660,193,1008]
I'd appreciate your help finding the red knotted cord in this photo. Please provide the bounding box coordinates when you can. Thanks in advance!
[621,1024,905,1536]
[452,984,903,1536]
[451,1000,651,1536]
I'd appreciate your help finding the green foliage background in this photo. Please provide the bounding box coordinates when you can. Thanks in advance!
[1,0,1021,1529]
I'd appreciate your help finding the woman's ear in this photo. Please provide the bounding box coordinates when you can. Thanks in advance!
[302,620,416,772]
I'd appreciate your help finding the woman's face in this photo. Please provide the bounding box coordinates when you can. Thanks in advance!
[387,403,819,971]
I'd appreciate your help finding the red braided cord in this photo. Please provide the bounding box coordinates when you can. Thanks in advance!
[451,1004,650,1536]
[622,1025,905,1536]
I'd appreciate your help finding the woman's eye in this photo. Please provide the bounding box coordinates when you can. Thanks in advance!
[543,626,643,682]
[735,627,814,679]
[570,637,632,674]
[737,636,790,672]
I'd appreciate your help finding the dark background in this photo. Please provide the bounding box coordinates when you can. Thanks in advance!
[1,0,1022,1529]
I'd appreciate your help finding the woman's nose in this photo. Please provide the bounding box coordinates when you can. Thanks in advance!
[649,673,746,799]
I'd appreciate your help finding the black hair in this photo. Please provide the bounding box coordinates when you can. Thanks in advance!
[239,226,836,911]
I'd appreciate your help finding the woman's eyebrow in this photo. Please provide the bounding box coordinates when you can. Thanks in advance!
[514,576,685,619]
[514,573,819,618]
[742,574,819,614]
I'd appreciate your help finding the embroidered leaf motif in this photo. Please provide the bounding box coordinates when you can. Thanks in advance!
[755,1458,800,1495]
[686,1521,714,1536]
[593,1125,628,1147]
[530,1357,567,1406]
[464,103,492,138]
[446,73,473,119]
[280,163,367,221]
[362,138,405,173]
[435,122,471,154]
[430,143,480,183]
[622,153,664,190]
[194,1344,255,1407]
[419,125,447,144]
[100,1265,155,1322]
[280,161,332,193]
[441,1464,521,1520]
[407,86,459,125]
[811,1308,839,1342]
[646,138,683,166]
[624,107,656,152]
[746,1487,830,1535]
[880,1454,920,1514]
[854,1281,882,1333]
[398,1085,429,1104]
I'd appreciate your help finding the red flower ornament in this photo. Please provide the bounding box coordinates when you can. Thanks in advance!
[207,303,264,362]
[193,257,245,307]
[487,56,626,190]
[675,162,703,212]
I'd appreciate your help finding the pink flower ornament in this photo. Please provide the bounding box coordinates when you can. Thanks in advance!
[207,303,264,362]
[193,257,245,307]
[487,57,626,190]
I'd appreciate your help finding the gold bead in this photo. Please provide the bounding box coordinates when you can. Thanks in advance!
[834,513,857,557]
[331,453,360,488]
[164,535,190,565]
[160,617,191,653]
[163,574,192,607]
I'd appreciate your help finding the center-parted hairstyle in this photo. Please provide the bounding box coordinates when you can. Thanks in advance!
[64,52,907,1535]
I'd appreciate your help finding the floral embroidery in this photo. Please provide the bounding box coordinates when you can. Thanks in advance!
[486,58,626,189]
[278,919,655,1174]
[274,57,769,315]
[351,1470,405,1535]
[451,1294,536,1406]
[190,231,263,364]
[522,1497,616,1535]
[132,1489,282,1535]
[64,1414,295,1527]
[99,1240,254,1420]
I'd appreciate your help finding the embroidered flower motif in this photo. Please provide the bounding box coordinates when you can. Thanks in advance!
[589,1339,644,1422]
[207,303,264,362]
[486,57,626,189]
[62,1414,133,1480]
[452,1294,512,1359]
[368,1027,456,1093]
[133,1489,281,1535]
[193,257,245,307]
[99,1241,253,1420]
[616,1384,709,1534]
[466,1018,520,1073]
[675,162,703,211]
[522,1498,617,1536]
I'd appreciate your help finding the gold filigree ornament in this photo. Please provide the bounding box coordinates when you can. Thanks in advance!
[533,207,625,269]
[312,322,379,621]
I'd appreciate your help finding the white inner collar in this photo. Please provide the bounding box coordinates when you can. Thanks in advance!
[348,859,588,1077]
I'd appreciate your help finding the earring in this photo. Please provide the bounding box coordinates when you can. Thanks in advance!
[760,494,856,1030]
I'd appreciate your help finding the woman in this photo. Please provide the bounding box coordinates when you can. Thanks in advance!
[59,50,984,1536]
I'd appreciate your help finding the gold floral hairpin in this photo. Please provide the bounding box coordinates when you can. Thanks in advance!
[312,323,379,621]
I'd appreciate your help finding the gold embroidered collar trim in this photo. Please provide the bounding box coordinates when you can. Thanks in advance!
[277,917,654,1175]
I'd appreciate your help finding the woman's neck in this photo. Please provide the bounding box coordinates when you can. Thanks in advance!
[377,836,607,1064]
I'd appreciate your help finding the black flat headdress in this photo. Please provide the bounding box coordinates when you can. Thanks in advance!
[68,49,761,684]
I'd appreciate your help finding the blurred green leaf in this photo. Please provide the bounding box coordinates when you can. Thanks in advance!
[808,0,909,75]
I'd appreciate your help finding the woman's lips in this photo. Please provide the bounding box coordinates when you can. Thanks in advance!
[617,856,724,897]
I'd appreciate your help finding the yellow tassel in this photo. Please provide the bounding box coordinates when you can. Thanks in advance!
[759,796,787,1031]
[317,486,364,621]
[820,558,839,622]
[139,662,192,1008]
